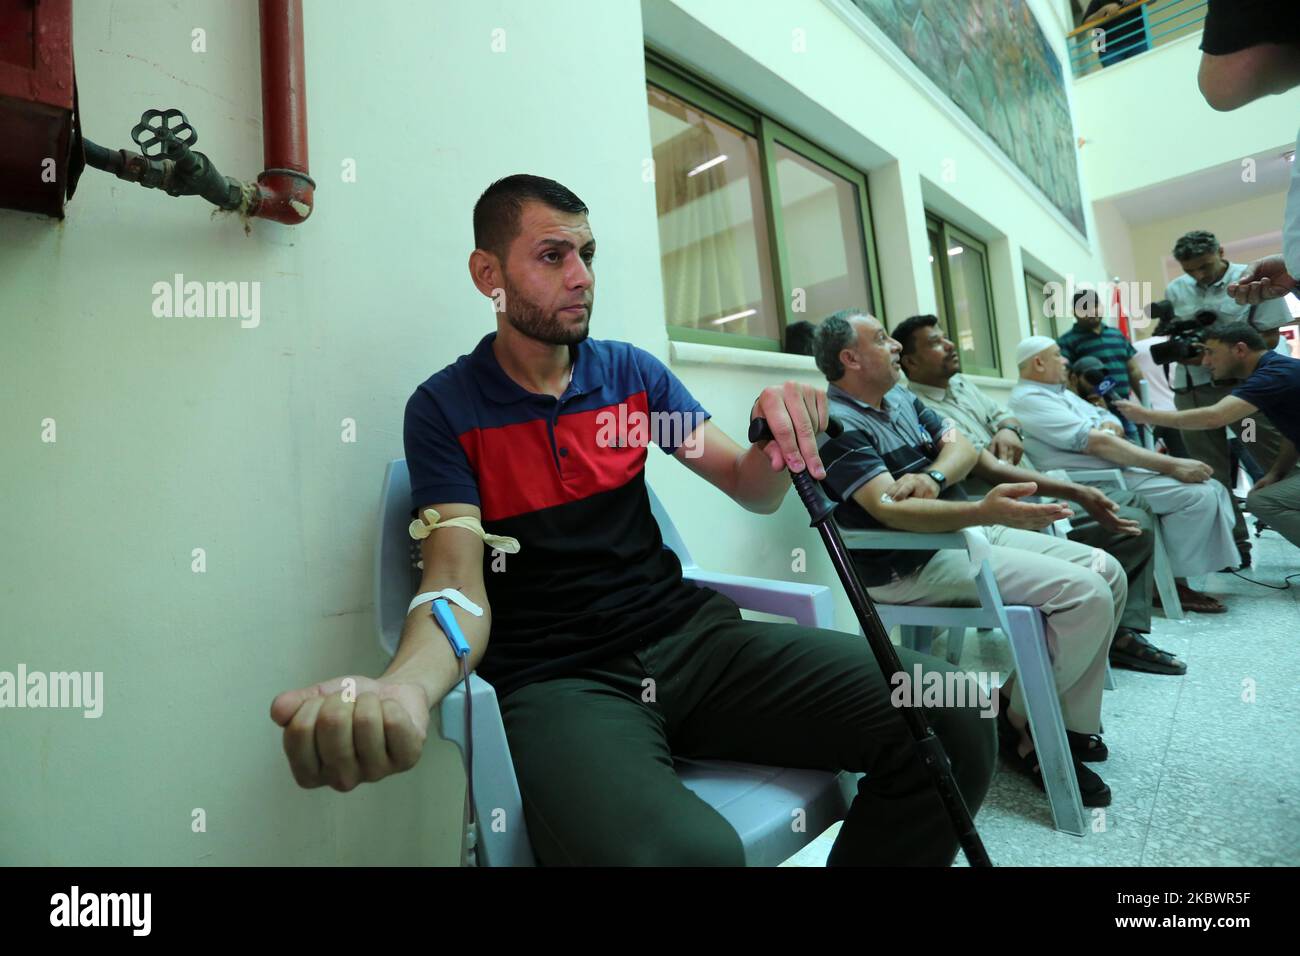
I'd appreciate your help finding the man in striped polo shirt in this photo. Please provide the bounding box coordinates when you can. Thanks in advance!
[1057,289,1145,441]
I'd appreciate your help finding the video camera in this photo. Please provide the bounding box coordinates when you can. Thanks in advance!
[1149,300,1218,365]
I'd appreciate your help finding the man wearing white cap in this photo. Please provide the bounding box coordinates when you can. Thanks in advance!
[1009,337,1239,605]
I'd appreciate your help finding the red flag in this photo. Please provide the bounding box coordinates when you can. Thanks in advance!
[1111,282,1131,339]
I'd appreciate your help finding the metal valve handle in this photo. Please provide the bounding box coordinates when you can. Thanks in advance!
[130,108,198,159]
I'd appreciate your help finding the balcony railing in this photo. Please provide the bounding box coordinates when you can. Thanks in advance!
[1067,0,1206,79]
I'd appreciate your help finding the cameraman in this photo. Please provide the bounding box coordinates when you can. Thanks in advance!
[1116,321,1300,551]
[1163,230,1292,565]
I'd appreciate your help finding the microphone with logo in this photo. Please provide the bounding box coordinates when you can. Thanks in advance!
[1072,357,1144,443]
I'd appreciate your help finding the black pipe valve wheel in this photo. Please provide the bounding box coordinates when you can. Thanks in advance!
[130,108,198,161]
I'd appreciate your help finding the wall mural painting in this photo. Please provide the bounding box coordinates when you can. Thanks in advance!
[846,0,1086,234]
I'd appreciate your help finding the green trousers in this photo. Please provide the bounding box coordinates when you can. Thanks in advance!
[498,589,997,866]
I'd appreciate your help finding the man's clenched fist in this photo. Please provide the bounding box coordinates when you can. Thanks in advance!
[270,676,430,792]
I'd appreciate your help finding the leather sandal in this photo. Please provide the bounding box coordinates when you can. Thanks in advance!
[1110,631,1186,676]
[1155,585,1226,614]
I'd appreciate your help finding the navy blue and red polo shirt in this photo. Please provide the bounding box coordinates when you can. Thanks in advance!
[403,331,719,698]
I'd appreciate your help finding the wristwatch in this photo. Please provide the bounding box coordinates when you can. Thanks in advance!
[998,422,1025,440]
[926,469,947,491]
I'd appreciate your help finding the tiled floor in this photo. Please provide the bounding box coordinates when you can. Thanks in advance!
[782,519,1300,866]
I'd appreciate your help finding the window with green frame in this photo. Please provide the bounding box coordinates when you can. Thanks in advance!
[927,216,999,377]
[1024,271,1059,339]
[646,57,883,354]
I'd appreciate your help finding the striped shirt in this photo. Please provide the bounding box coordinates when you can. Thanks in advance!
[1056,322,1136,397]
[819,382,971,586]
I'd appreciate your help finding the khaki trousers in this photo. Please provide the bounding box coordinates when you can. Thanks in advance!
[867,526,1124,735]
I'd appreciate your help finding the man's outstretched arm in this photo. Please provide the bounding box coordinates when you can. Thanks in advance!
[270,501,490,791]
[1084,429,1212,484]
[1114,394,1256,430]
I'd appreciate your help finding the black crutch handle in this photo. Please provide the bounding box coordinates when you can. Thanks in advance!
[747,414,843,444]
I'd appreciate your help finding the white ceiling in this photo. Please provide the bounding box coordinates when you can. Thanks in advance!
[1107,144,1296,224]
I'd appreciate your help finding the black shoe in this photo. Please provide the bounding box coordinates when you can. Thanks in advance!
[1003,701,1110,760]
[1067,731,1109,762]
[1004,743,1113,807]
[999,702,1111,774]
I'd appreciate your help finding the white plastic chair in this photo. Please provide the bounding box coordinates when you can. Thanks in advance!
[915,507,1114,693]
[841,527,1088,836]
[1049,467,1184,619]
[375,459,858,866]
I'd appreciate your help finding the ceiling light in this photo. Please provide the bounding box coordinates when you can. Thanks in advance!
[711,308,757,326]
[688,155,728,177]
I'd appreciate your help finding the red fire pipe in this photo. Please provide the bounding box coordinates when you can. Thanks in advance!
[252,0,314,224]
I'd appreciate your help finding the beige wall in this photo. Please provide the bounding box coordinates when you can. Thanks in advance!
[1129,187,1290,298]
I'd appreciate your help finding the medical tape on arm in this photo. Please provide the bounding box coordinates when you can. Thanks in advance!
[404,507,522,866]
[408,507,520,554]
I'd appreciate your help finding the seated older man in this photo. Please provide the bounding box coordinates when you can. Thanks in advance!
[812,312,1128,807]
[894,314,1184,674]
[1009,336,1238,611]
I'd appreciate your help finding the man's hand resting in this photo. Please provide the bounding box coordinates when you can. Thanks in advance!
[989,428,1024,466]
[271,676,431,791]
[1073,484,1143,535]
[977,482,1073,531]
[1169,458,1213,484]
[884,472,941,502]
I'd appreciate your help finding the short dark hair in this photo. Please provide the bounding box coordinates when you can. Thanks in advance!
[892,314,939,357]
[1205,319,1266,351]
[1073,289,1100,313]
[1173,230,1219,262]
[812,310,870,381]
[784,320,816,356]
[473,174,589,262]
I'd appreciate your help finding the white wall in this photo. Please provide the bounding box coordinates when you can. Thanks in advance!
[1,0,668,867]
[1073,32,1300,203]
[1,0,1109,864]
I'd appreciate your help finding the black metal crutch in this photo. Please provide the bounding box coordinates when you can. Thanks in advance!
[749,415,992,868]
